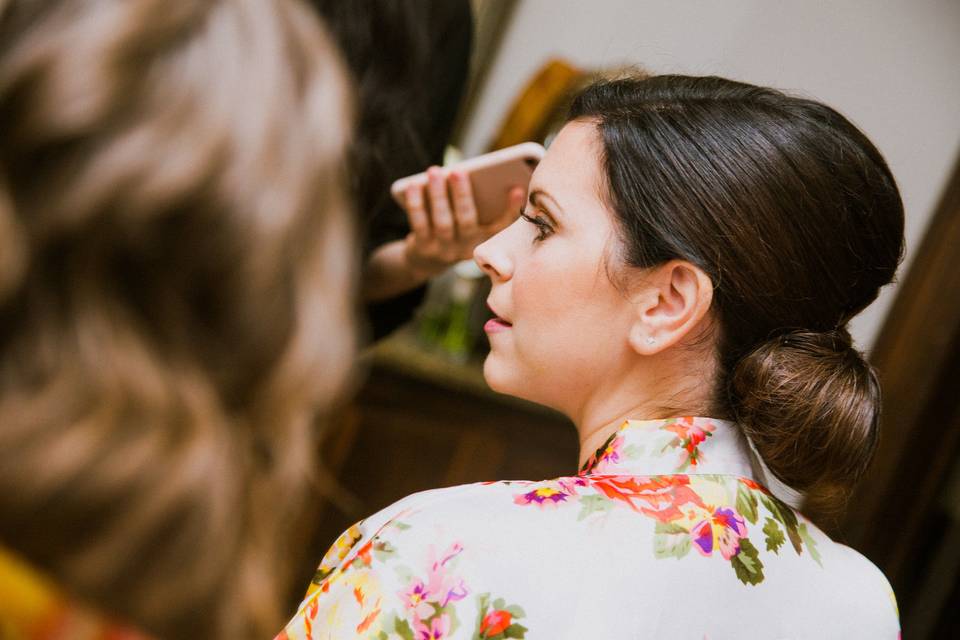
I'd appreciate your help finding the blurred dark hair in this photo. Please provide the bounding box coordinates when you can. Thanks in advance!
[0,0,355,636]
[307,0,472,253]
[568,74,904,507]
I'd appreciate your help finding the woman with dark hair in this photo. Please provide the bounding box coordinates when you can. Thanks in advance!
[0,0,356,637]
[279,75,904,639]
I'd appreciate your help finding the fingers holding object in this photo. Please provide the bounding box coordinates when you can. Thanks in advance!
[426,166,454,240]
[450,171,478,235]
[405,182,430,241]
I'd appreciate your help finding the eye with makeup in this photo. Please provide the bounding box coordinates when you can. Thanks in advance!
[519,208,554,243]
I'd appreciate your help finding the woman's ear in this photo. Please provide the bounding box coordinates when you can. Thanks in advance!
[627,260,714,355]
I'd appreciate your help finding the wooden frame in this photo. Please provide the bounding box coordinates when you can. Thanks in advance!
[840,152,960,628]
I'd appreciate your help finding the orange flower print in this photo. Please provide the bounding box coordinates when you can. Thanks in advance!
[356,600,381,634]
[738,477,770,495]
[663,417,715,470]
[480,609,513,636]
[590,475,705,522]
[475,594,527,638]
[302,597,318,639]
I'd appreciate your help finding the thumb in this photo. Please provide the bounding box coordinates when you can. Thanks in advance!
[488,187,525,234]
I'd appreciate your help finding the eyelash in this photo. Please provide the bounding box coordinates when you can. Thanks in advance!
[519,209,554,243]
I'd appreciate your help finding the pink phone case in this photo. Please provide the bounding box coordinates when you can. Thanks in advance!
[390,142,546,225]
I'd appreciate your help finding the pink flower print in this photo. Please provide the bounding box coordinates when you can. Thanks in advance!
[415,613,451,640]
[513,485,570,507]
[426,543,468,607]
[692,507,748,560]
[579,426,628,475]
[437,542,463,565]
[399,578,434,621]
[439,577,468,608]
[558,476,589,495]
[591,434,625,473]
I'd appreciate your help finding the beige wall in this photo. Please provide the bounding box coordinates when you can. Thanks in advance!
[461,0,960,352]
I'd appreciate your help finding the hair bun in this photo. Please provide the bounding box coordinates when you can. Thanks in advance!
[730,328,880,506]
[780,326,853,352]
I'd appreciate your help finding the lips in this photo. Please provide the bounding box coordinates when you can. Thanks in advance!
[486,301,512,326]
[485,301,512,334]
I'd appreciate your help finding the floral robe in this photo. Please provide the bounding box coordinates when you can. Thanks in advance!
[278,417,899,639]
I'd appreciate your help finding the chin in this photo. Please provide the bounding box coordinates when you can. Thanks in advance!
[481,353,510,393]
[482,353,551,408]
[482,351,527,395]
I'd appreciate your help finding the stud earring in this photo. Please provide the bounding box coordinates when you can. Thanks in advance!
[645,336,656,346]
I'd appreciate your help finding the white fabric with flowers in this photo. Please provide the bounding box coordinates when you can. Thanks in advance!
[277,416,899,640]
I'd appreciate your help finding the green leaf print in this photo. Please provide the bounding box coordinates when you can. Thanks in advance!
[731,537,765,585]
[505,604,526,618]
[654,521,687,534]
[436,601,463,636]
[474,594,490,637]
[474,592,528,640]
[760,493,803,555]
[763,517,785,554]
[393,564,414,585]
[798,523,823,567]
[653,521,692,560]
[577,494,613,521]
[653,435,676,457]
[623,443,644,459]
[736,482,760,525]
[397,619,415,640]
[373,541,396,562]
[381,615,414,640]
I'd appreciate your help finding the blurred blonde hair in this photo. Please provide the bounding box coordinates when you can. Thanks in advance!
[0,0,356,636]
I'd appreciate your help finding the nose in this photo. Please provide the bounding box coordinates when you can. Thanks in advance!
[474,228,513,282]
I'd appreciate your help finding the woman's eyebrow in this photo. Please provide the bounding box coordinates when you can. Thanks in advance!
[529,189,563,225]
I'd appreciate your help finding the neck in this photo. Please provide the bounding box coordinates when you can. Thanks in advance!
[570,355,717,469]
[576,401,664,469]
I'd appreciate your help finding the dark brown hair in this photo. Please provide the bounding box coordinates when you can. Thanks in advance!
[307,0,471,254]
[568,74,904,506]
[0,0,355,636]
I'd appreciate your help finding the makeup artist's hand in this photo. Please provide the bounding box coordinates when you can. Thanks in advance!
[402,166,524,280]
[361,166,523,302]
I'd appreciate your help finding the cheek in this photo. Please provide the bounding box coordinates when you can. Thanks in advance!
[510,251,628,371]
[483,256,574,397]
[514,248,620,322]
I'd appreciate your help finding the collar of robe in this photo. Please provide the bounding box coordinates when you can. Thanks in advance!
[578,416,761,481]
